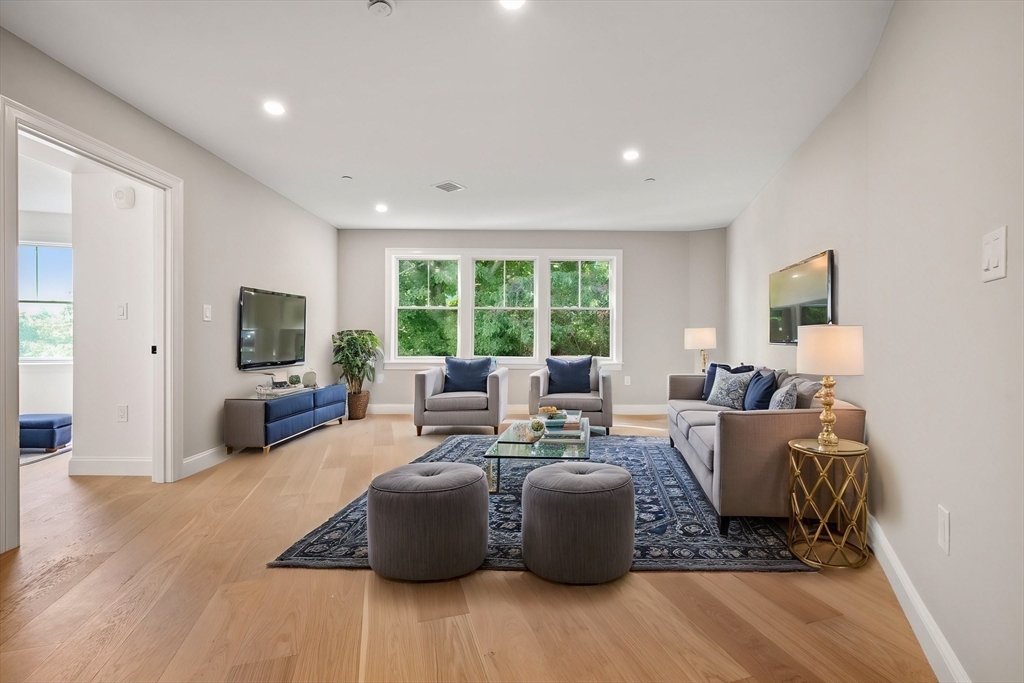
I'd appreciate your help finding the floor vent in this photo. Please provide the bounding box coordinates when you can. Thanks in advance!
[433,181,465,192]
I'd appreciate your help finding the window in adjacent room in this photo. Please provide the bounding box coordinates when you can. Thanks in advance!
[549,259,611,357]
[18,244,74,360]
[473,259,535,357]
[395,258,459,357]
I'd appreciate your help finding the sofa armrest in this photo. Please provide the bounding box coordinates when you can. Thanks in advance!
[488,366,509,423]
[529,367,549,414]
[713,407,867,517]
[413,367,445,427]
[599,371,613,424]
[668,374,705,401]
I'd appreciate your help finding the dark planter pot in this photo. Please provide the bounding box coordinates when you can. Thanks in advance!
[348,391,370,420]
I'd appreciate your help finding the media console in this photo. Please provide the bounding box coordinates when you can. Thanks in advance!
[224,384,347,453]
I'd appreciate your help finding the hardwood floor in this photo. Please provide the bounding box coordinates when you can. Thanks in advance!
[0,415,936,683]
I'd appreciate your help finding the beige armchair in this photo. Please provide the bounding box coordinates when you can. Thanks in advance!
[528,364,613,433]
[414,366,509,436]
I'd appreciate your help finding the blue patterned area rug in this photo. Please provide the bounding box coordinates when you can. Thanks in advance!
[270,434,813,572]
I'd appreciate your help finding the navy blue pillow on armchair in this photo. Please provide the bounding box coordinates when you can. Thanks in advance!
[744,371,778,410]
[546,357,593,394]
[444,357,495,393]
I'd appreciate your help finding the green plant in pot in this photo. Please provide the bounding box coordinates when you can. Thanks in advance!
[332,329,383,420]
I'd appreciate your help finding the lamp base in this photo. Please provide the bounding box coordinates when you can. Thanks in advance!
[700,349,709,373]
[815,375,839,448]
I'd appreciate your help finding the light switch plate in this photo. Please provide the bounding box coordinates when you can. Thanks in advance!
[203,304,212,322]
[938,504,950,555]
[982,225,1007,282]
[116,303,128,320]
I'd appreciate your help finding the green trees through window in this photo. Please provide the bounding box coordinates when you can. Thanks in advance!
[550,260,610,357]
[474,260,534,357]
[392,254,615,360]
[396,259,458,356]
[19,245,73,359]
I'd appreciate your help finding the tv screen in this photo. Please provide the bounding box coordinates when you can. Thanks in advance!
[238,287,307,370]
[769,250,834,344]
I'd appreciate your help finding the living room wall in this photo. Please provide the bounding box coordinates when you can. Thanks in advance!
[725,2,1023,681]
[0,28,340,465]
[336,228,727,409]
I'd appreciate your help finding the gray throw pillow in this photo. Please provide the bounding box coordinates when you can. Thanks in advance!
[768,382,798,410]
[706,370,756,410]
[781,376,823,409]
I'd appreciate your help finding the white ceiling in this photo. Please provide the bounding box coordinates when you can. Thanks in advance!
[0,0,892,231]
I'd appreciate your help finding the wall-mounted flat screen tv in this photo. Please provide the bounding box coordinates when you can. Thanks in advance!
[238,287,307,369]
[769,250,834,344]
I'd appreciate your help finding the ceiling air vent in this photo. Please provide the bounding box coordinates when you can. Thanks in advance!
[433,181,465,193]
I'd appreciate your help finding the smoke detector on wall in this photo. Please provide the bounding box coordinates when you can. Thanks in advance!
[113,186,135,209]
[368,0,394,17]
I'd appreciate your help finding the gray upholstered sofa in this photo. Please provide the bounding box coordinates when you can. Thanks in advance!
[529,363,613,432]
[667,373,866,533]
[414,366,509,435]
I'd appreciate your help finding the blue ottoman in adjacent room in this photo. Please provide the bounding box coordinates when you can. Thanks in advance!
[19,413,73,452]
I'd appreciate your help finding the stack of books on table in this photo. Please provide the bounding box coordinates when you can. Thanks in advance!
[541,410,584,442]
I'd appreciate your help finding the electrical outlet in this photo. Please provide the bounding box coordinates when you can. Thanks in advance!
[937,504,950,555]
[982,226,1007,282]
[624,376,631,386]
[202,304,212,322]
[116,405,129,423]
[116,303,128,320]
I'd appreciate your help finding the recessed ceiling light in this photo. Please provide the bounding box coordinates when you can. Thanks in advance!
[623,149,640,161]
[375,204,388,213]
[645,178,656,182]
[500,0,526,9]
[341,175,353,180]
[263,101,286,116]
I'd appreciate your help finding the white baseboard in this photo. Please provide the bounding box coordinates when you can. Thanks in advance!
[365,403,664,416]
[68,456,151,477]
[615,404,665,415]
[867,515,970,683]
[182,445,232,478]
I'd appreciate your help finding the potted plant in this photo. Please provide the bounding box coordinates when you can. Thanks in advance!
[332,329,383,420]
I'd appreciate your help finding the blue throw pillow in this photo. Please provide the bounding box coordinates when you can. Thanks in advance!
[744,370,778,410]
[547,356,593,394]
[443,357,495,393]
[702,363,730,400]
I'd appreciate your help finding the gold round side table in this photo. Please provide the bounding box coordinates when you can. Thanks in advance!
[788,438,870,569]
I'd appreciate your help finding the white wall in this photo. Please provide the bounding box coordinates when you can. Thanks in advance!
[69,173,154,474]
[1,28,339,464]
[725,2,1023,681]
[337,228,727,409]
[18,362,71,415]
[19,210,71,244]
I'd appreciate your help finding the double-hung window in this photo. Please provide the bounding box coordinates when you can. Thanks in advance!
[473,259,535,357]
[549,260,611,357]
[18,244,73,360]
[395,258,459,357]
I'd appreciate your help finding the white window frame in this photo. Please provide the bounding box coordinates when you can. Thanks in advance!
[384,248,623,370]
[17,241,73,363]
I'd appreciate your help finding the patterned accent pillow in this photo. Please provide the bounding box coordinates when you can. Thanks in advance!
[706,370,756,410]
[768,382,798,410]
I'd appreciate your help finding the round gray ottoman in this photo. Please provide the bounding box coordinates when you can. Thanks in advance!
[521,462,635,584]
[367,462,488,581]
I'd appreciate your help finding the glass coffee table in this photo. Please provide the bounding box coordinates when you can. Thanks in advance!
[483,418,590,493]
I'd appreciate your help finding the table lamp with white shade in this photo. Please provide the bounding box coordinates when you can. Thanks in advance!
[684,327,717,373]
[797,324,864,448]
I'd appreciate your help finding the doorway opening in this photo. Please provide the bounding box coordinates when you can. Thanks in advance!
[1,98,184,553]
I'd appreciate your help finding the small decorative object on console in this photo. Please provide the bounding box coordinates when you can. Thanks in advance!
[288,374,301,385]
[302,371,317,388]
